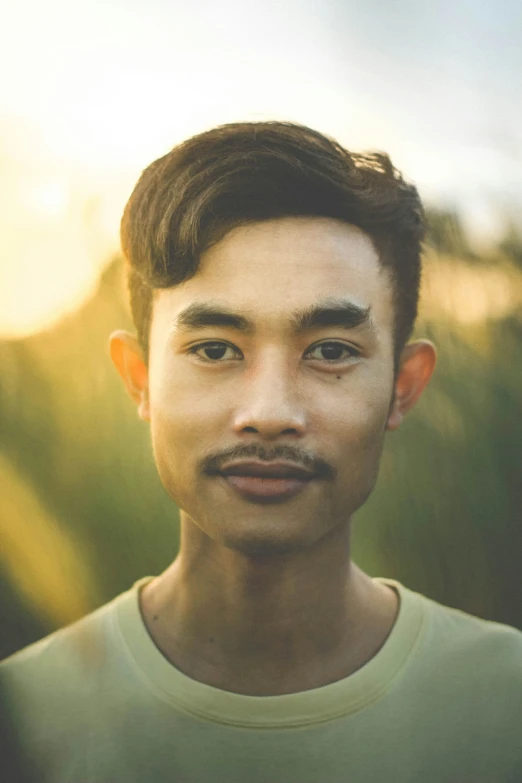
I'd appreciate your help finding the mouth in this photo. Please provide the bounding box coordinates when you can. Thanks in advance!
[218,474,315,503]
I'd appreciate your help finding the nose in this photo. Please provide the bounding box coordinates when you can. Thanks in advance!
[232,352,306,438]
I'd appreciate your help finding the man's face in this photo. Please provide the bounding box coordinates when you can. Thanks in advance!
[144,217,397,556]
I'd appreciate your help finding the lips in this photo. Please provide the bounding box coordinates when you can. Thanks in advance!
[219,461,316,480]
[218,461,316,502]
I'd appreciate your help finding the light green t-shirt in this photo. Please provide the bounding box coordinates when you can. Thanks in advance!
[1,577,521,783]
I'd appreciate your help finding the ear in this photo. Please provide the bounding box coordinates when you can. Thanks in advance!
[386,339,437,431]
[109,331,150,422]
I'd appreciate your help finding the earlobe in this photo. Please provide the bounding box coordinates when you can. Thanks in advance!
[109,331,150,421]
[386,340,437,432]
[386,407,403,431]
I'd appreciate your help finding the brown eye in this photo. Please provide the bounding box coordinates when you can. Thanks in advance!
[306,342,359,362]
[188,340,360,364]
[190,342,236,362]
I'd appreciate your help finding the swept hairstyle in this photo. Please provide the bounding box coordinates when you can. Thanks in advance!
[120,121,425,365]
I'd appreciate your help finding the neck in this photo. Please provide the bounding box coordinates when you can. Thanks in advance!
[140,517,399,696]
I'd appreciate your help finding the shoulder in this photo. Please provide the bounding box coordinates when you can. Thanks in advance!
[0,593,123,696]
[413,589,522,690]
[0,593,135,776]
[420,590,522,647]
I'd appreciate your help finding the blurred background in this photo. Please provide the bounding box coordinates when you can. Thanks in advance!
[1,0,521,660]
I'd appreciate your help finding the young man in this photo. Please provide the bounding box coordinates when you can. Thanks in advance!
[1,122,521,783]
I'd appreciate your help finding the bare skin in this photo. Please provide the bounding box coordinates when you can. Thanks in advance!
[110,217,436,696]
[138,535,399,695]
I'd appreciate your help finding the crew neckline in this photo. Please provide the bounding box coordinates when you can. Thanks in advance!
[115,576,425,727]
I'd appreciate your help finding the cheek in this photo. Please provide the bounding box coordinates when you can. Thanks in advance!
[329,396,390,516]
[148,377,230,518]
[324,374,393,493]
[148,367,223,478]
[325,366,393,438]
[335,405,388,469]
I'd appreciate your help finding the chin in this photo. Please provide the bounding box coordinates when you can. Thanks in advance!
[219,524,325,559]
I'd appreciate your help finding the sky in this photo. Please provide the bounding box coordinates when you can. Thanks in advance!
[1,0,521,336]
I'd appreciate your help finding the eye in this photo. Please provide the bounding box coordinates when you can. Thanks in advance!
[188,341,360,364]
[188,342,239,362]
[305,341,361,363]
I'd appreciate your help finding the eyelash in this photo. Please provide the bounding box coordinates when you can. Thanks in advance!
[187,341,361,365]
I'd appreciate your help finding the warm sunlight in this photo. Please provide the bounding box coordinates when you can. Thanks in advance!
[1,0,521,336]
[2,11,522,765]
[420,256,522,326]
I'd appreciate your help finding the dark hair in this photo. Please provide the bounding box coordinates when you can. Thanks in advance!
[120,121,425,364]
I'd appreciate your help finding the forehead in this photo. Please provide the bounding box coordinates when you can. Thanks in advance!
[152,217,395,337]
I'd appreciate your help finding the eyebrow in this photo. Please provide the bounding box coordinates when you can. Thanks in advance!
[172,298,374,335]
